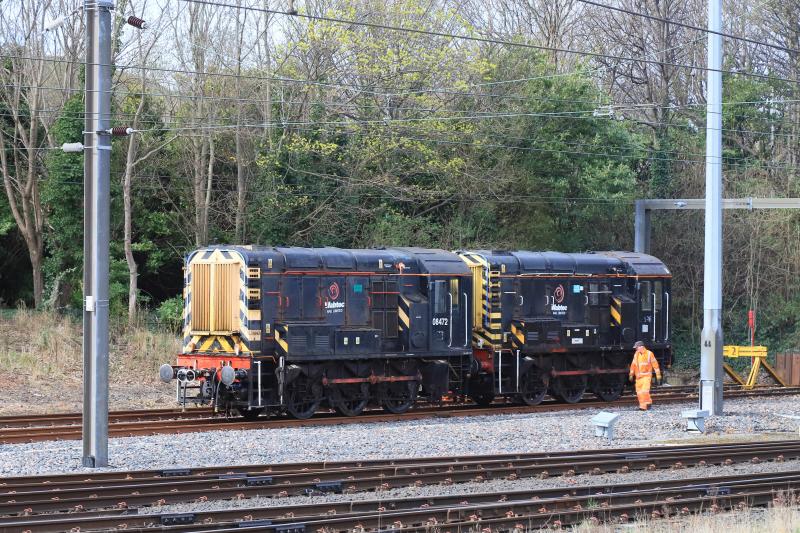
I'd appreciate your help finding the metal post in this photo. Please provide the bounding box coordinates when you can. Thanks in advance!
[700,0,724,416]
[82,0,113,467]
[633,200,651,254]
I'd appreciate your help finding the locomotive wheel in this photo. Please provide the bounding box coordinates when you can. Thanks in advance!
[382,380,418,414]
[285,374,323,419]
[518,368,548,406]
[591,374,626,402]
[237,407,265,421]
[329,383,369,417]
[550,375,588,404]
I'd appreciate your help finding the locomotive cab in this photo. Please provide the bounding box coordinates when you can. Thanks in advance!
[161,246,473,419]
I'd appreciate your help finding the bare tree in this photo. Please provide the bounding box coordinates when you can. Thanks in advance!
[478,0,583,70]
[0,0,78,307]
[169,1,224,247]
[119,0,173,323]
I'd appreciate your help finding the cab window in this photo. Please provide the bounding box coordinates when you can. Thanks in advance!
[433,280,447,314]
[654,281,662,311]
[640,281,652,311]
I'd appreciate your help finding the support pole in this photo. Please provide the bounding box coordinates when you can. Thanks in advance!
[700,0,724,416]
[633,200,651,254]
[82,0,113,468]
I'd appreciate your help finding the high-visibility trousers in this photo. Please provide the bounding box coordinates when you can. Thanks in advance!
[635,375,653,409]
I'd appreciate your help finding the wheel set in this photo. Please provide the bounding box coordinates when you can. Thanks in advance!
[277,372,420,419]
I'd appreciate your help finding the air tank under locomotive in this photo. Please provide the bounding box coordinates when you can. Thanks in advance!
[160,246,672,418]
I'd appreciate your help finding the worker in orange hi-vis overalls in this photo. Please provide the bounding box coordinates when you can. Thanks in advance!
[628,341,662,410]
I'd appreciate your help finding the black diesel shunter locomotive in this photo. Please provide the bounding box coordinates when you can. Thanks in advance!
[160,246,672,418]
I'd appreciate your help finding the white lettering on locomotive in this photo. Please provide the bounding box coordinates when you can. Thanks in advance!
[325,300,345,314]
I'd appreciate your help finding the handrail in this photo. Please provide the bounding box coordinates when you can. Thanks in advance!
[448,293,454,347]
[653,292,657,342]
[463,292,469,347]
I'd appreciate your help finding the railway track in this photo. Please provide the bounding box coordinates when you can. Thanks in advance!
[2,439,800,531]
[0,387,800,444]
[0,385,717,430]
[1,385,797,444]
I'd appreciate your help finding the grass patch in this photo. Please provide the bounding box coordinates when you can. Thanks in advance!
[0,309,180,385]
[573,495,800,532]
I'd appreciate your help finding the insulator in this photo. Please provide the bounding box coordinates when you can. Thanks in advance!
[111,126,133,136]
[61,142,84,152]
[126,15,147,29]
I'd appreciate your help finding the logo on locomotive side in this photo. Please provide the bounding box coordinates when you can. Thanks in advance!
[328,282,340,300]
[551,284,567,317]
[325,281,345,314]
[554,284,565,303]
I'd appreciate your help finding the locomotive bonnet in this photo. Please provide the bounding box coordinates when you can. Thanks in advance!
[160,246,672,418]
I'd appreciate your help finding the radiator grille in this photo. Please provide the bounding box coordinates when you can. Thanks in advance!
[315,335,330,349]
[190,262,240,332]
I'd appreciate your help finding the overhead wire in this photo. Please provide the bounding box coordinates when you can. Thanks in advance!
[179,0,800,86]
[8,78,800,115]
[3,0,796,174]
[34,118,800,174]
[575,0,799,56]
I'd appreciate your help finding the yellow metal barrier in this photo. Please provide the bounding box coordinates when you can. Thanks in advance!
[722,345,788,389]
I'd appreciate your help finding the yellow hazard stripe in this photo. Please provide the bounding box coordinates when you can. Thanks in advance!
[399,307,410,327]
[198,337,215,351]
[611,306,622,324]
[275,330,289,353]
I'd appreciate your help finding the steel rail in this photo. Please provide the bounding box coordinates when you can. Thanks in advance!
[5,467,800,532]
[1,386,797,445]
[0,383,779,429]
[3,440,800,516]
[0,408,214,428]
[2,437,798,488]
[196,484,794,533]
[165,478,800,533]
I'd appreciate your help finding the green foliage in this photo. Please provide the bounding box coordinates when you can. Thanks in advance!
[156,295,184,332]
[0,167,13,237]
[2,0,798,368]
[476,53,641,251]
[42,95,85,308]
[361,208,443,247]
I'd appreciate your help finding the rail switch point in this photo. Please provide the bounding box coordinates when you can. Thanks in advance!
[682,409,710,433]
[591,411,620,441]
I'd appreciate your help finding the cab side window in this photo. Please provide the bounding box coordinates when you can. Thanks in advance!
[433,280,447,314]
[640,281,652,311]
[654,281,662,311]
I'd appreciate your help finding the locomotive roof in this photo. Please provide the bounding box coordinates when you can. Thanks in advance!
[467,250,670,276]
[191,246,668,276]
[193,246,470,275]
[596,251,671,276]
